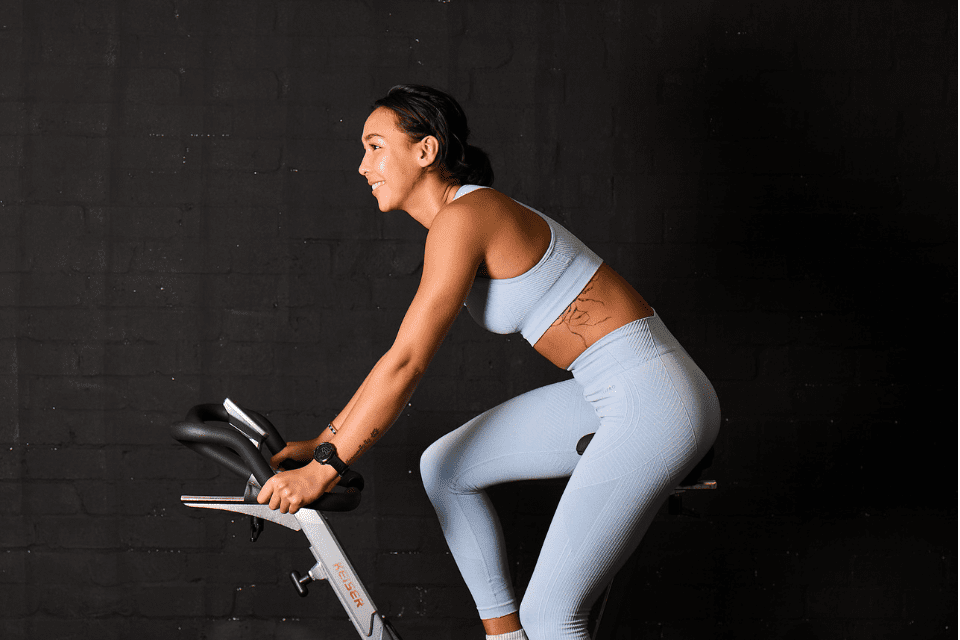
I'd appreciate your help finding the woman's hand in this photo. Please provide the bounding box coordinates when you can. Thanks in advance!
[256,462,341,514]
[269,437,321,470]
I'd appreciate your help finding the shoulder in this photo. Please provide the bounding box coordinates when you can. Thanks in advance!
[428,188,493,242]
[432,188,515,236]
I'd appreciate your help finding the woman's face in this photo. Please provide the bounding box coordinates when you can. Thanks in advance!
[358,107,425,213]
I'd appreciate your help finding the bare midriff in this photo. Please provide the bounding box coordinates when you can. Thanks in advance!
[532,263,654,370]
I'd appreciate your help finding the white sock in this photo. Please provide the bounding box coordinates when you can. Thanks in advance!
[486,630,528,640]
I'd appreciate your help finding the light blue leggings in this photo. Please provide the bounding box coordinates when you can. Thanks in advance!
[420,312,721,640]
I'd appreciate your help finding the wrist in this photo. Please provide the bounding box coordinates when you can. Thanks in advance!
[310,460,340,482]
[314,422,338,445]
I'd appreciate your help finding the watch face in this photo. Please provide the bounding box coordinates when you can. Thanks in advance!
[316,442,335,462]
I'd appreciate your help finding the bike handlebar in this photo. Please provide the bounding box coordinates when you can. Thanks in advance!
[170,402,364,512]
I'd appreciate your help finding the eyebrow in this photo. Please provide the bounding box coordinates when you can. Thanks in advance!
[363,133,384,142]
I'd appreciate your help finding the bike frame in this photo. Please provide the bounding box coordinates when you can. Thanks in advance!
[173,400,402,639]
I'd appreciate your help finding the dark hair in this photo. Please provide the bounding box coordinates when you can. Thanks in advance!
[372,84,494,187]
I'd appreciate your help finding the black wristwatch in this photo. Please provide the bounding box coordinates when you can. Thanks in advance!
[313,442,349,476]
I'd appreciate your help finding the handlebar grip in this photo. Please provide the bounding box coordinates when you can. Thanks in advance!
[296,470,363,512]
[304,485,362,512]
[185,403,287,455]
[180,441,256,480]
[170,402,366,513]
[338,469,364,491]
[171,420,275,486]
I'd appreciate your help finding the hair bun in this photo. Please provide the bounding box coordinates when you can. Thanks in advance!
[462,144,494,187]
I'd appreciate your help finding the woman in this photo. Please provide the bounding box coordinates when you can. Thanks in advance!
[258,85,720,640]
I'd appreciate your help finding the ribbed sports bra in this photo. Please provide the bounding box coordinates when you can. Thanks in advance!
[456,185,604,346]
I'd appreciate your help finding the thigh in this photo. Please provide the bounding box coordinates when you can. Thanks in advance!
[521,359,716,635]
[422,378,600,494]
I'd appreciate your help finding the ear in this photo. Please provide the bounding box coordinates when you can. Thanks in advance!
[416,135,440,168]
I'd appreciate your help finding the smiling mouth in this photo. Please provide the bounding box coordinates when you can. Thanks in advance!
[371,181,384,191]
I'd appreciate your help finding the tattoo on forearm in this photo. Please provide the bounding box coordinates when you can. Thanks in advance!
[550,272,610,345]
[356,428,381,457]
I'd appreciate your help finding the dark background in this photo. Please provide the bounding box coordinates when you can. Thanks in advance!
[1,1,955,638]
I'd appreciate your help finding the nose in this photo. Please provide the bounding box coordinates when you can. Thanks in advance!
[358,152,369,176]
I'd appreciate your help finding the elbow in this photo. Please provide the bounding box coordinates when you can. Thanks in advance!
[382,349,428,387]
[397,359,427,385]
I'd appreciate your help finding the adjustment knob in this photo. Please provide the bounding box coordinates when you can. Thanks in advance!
[290,570,313,597]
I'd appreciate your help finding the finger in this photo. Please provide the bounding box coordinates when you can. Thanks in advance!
[270,447,291,469]
[256,480,272,505]
[279,485,295,513]
[288,491,303,514]
[282,492,300,514]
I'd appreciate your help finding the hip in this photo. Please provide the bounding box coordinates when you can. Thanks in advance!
[567,311,721,441]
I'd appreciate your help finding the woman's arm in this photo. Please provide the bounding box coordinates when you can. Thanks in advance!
[258,201,488,513]
[266,369,371,469]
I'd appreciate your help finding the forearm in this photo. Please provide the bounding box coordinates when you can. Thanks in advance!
[329,352,422,466]
[282,372,372,461]
[331,358,380,429]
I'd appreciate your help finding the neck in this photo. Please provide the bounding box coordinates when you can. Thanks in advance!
[402,173,462,229]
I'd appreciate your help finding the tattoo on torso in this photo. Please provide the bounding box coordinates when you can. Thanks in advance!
[549,271,610,345]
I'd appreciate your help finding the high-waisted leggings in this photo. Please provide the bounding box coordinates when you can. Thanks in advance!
[420,311,721,640]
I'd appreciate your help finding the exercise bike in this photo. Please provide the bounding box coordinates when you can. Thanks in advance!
[170,399,403,640]
[171,399,716,639]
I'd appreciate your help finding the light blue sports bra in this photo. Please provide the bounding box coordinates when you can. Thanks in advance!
[456,185,604,346]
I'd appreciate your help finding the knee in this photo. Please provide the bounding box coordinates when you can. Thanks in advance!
[419,438,454,499]
[520,590,587,640]
[518,594,547,640]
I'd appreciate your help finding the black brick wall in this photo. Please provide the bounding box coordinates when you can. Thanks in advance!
[1,1,955,639]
